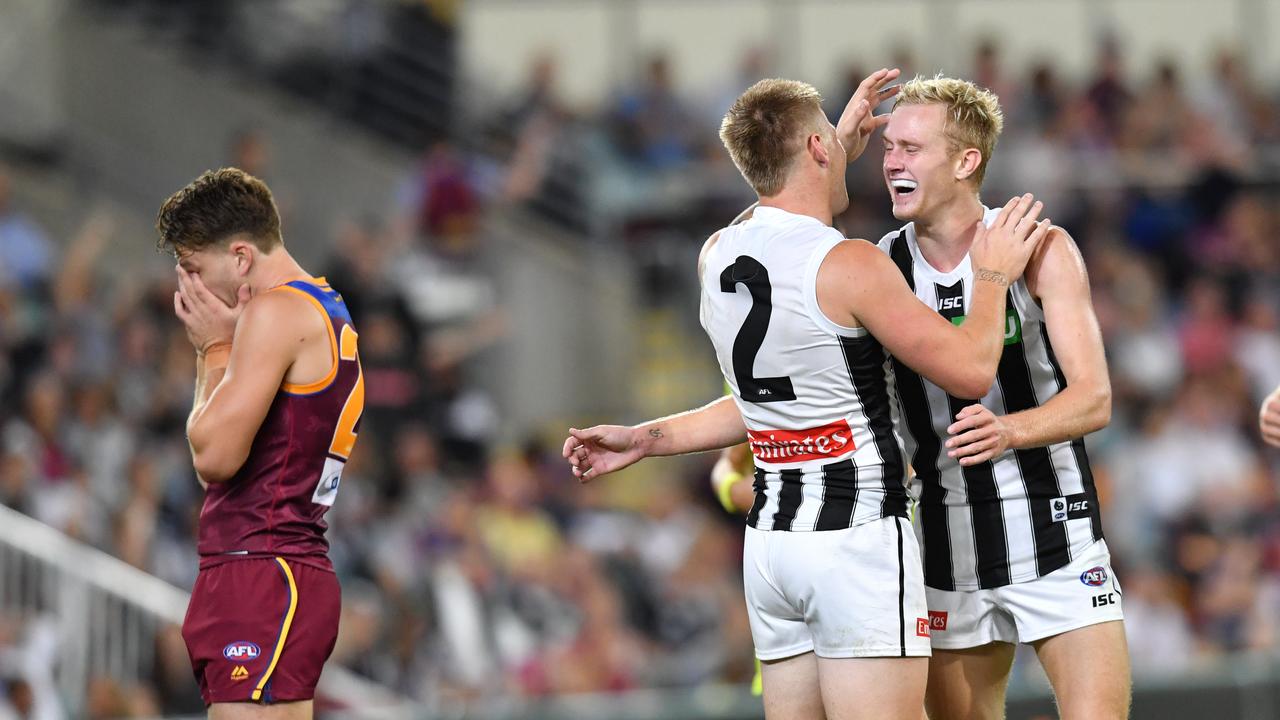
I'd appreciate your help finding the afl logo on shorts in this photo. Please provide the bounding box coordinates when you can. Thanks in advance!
[223,641,262,661]
[1080,566,1109,587]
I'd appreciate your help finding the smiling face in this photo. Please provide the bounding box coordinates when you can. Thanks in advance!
[881,77,1004,226]
[882,103,969,223]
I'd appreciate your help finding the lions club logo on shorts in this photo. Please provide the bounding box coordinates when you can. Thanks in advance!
[1080,566,1109,587]
[223,641,261,661]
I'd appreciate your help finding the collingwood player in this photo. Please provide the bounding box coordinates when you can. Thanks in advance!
[563,71,1050,720]
[878,76,1128,720]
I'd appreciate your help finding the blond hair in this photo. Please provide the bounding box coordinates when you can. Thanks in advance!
[720,79,827,196]
[893,75,1004,186]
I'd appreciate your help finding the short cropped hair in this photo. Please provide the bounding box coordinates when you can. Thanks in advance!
[894,75,1004,186]
[156,168,282,257]
[720,79,826,197]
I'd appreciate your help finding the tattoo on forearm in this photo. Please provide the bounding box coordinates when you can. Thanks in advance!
[975,268,1010,287]
[649,428,664,439]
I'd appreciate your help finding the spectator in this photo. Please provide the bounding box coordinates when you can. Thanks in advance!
[0,167,54,292]
[611,55,696,170]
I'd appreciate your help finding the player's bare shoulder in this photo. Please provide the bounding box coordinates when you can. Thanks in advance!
[813,238,889,331]
[818,237,896,287]
[240,285,332,361]
[1025,225,1089,300]
[243,286,318,340]
[244,283,337,387]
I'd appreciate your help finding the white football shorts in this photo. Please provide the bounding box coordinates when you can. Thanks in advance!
[743,516,931,660]
[924,539,1125,650]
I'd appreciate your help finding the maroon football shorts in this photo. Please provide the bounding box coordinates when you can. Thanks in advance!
[181,556,341,705]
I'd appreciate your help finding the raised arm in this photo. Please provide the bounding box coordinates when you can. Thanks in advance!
[562,395,746,482]
[835,68,901,163]
[822,195,1050,399]
[945,228,1110,464]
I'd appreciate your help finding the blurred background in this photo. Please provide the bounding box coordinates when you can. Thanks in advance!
[1,0,1280,718]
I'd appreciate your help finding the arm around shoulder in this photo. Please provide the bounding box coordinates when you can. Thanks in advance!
[821,240,1004,399]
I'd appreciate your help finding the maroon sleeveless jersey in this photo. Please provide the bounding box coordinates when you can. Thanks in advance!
[197,278,363,570]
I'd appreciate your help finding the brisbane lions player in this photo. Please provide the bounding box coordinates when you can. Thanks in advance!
[158,168,364,719]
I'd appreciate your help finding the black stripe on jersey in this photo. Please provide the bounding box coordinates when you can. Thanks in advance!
[997,301,1070,578]
[889,231,913,291]
[1042,322,1105,542]
[814,459,858,531]
[889,233,955,590]
[746,467,768,529]
[771,469,805,531]
[895,517,906,656]
[1078,444,1104,541]
[936,280,1010,589]
[896,360,954,589]
[839,335,908,518]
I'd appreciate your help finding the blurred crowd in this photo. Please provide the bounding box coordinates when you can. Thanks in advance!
[1,20,1280,719]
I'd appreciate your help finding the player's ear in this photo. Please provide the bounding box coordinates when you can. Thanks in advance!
[228,237,255,277]
[954,148,982,182]
[809,133,830,168]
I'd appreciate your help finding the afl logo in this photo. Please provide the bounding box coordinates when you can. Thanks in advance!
[223,642,261,661]
[1080,567,1109,587]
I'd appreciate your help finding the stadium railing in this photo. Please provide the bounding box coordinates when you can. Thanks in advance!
[0,502,417,719]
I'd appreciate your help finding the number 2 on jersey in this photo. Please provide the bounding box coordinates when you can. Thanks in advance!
[719,256,795,403]
[312,324,364,506]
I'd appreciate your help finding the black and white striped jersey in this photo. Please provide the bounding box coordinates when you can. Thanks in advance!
[876,207,1104,591]
[700,206,908,532]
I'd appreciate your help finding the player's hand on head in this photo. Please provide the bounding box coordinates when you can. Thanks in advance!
[970,193,1052,284]
[945,404,1010,466]
[1260,387,1280,448]
[836,67,900,163]
[562,424,645,483]
[173,266,252,354]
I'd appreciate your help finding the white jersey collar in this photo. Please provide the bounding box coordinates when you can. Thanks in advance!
[750,205,831,229]
[901,205,999,284]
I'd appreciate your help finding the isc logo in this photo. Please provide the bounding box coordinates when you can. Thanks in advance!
[223,642,261,661]
[1091,592,1117,608]
[938,297,964,311]
[1080,566,1109,587]
[1051,496,1089,522]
